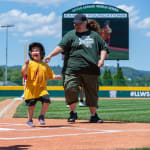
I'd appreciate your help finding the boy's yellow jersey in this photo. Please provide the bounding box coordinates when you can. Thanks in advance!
[22,61,55,100]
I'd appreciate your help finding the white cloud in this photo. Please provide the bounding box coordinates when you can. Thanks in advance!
[117,5,140,28]
[0,0,67,7]
[76,1,85,6]
[137,17,150,29]
[146,31,150,37]
[0,9,61,37]
[117,4,150,37]
[93,1,105,4]
[77,1,104,6]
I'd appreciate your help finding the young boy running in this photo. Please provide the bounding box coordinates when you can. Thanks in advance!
[21,42,61,127]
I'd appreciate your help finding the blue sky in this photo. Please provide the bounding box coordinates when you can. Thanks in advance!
[0,0,150,71]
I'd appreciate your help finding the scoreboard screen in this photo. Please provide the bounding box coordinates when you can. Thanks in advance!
[62,4,129,60]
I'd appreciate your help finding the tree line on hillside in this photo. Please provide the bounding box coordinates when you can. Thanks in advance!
[0,66,150,86]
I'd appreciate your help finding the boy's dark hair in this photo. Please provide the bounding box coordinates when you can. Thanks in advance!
[28,42,45,60]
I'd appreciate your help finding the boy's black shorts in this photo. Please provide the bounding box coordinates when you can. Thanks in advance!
[25,95,50,106]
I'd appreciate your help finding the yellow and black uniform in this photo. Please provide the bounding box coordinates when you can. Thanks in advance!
[22,60,55,101]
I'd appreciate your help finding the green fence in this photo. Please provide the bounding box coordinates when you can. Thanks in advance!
[1,79,150,86]
[0,86,150,98]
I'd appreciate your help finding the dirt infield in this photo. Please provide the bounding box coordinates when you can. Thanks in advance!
[0,118,150,150]
[0,98,23,118]
[0,98,150,150]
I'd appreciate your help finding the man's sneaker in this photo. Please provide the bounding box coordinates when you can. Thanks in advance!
[68,111,78,122]
[89,113,103,123]
[79,100,86,107]
[38,115,45,125]
[27,120,35,127]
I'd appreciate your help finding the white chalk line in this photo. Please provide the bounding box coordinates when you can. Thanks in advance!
[0,130,118,140]
[0,123,150,140]
[0,126,70,132]
[1,129,150,140]
[0,128,15,131]
[0,123,25,126]
[0,98,22,117]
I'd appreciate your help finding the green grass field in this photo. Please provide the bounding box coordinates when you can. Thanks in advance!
[14,98,150,123]
[0,97,15,102]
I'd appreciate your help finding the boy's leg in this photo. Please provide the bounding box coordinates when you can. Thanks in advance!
[27,105,36,127]
[25,99,37,127]
[40,102,50,116]
[39,95,50,125]
[28,105,36,120]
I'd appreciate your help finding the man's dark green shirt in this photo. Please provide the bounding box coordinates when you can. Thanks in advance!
[59,29,109,75]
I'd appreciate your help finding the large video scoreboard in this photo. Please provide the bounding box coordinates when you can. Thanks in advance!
[62,4,129,60]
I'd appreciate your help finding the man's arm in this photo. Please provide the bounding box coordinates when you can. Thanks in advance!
[44,46,64,63]
[98,50,107,68]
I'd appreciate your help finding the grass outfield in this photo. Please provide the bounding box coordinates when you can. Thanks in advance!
[0,97,15,102]
[128,148,150,150]
[14,98,150,123]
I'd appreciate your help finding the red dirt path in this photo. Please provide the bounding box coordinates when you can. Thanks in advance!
[0,98,150,150]
[0,118,150,150]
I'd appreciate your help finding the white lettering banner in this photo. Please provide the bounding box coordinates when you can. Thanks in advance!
[64,13,127,18]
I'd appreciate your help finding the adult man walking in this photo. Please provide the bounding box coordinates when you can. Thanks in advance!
[45,14,109,123]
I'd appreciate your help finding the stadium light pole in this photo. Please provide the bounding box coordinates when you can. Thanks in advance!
[0,25,15,85]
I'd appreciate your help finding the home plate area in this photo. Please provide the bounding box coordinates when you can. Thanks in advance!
[0,122,121,140]
[0,118,150,150]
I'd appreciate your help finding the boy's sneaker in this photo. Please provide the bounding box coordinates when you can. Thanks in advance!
[79,100,86,107]
[89,113,103,123]
[27,120,35,127]
[38,115,45,125]
[68,111,78,122]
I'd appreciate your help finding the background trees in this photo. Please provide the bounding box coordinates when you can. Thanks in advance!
[0,65,150,86]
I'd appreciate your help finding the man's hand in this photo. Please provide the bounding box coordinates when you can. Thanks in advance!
[98,59,104,68]
[53,75,62,80]
[44,56,51,63]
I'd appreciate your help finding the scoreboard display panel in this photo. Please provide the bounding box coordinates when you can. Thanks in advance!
[62,4,129,60]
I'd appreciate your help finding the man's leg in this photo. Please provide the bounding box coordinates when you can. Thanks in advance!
[63,74,80,122]
[81,74,103,123]
[89,106,103,123]
[68,102,78,122]
[89,107,97,115]
[69,102,76,111]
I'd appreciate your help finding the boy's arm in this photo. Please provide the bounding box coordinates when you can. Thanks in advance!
[21,59,29,76]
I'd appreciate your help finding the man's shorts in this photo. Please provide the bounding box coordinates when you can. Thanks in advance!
[25,95,50,106]
[63,73,99,107]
